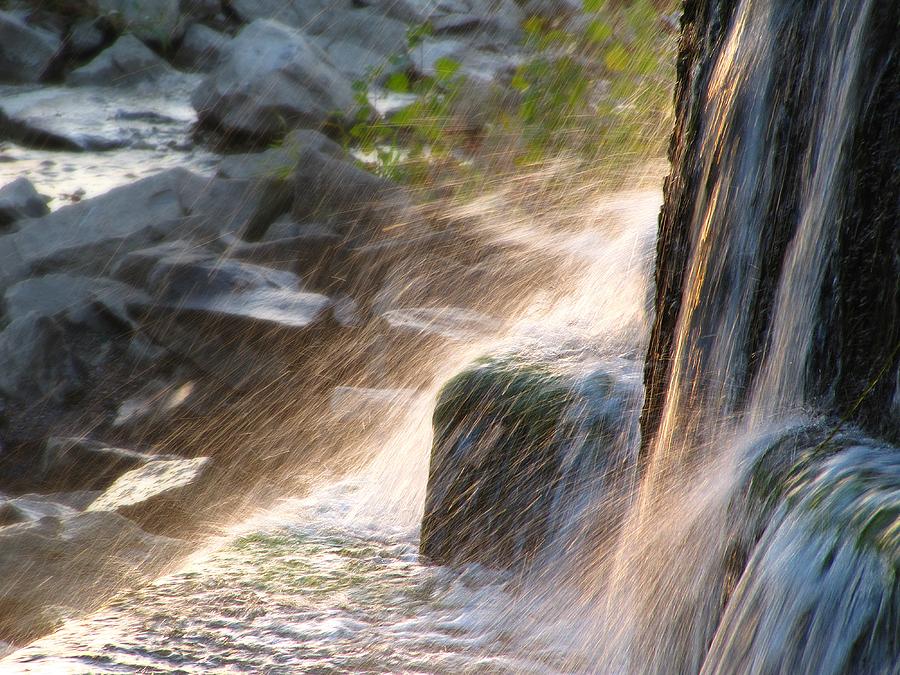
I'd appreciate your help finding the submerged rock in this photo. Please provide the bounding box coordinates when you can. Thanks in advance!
[192,19,355,142]
[0,177,48,229]
[421,352,641,569]
[0,11,60,83]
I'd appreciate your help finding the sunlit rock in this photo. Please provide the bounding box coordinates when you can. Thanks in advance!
[421,352,641,569]
[87,456,211,527]
[192,19,356,142]
[39,437,160,491]
[0,11,60,83]
[0,177,48,229]
[67,34,174,87]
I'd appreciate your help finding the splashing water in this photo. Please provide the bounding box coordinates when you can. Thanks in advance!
[4,0,898,671]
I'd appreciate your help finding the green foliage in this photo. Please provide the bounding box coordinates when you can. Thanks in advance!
[345,2,678,185]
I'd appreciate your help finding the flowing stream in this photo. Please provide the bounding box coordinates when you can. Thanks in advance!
[3,0,898,672]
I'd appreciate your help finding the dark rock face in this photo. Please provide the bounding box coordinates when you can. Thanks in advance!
[421,353,640,569]
[641,0,900,462]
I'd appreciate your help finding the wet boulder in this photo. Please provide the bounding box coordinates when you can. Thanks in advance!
[0,177,48,230]
[421,351,641,569]
[191,19,356,142]
[119,248,340,387]
[67,33,175,87]
[0,11,60,83]
[292,147,409,234]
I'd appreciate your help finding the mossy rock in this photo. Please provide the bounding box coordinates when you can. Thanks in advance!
[421,351,640,569]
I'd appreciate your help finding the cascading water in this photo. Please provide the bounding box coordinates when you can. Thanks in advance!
[3,0,897,672]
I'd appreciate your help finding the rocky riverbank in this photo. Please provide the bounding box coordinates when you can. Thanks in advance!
[0,0,677,648]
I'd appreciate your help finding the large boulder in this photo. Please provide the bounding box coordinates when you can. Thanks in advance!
[0,177,48,230]
[117,246,340,386]
[421,351,642,569]
[67,33,175,87]
[0,11,60,83]
[191,19,356,142]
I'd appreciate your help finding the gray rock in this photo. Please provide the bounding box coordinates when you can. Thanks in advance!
[410,37,521,82]
[124,251,339,387]
[3,273,148,328]
[219,230,342,274]
[216,127,348,182]
[0,83,198,151]
[227,0,350,30]
[0,177,48,229]
[0,313,88,403]
[356,0,447,25]
[0,510,186,642]
[92,0,182,44]
[191,19,356,140]
[87,456,210,525]
[40,437,159,490]
[172,22,230,72]
[292,147,407,232]
[0,495,78,526]
[67,34,174,87]
[66,18,107,58]
[0,169,199,287]
[305,8,408,58]
[0,11,60,83]
[179,0,221,20]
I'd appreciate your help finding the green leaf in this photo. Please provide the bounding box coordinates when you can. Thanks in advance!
[385,72,410,93]
[582,0,606,12]
[585,18,612,44]
[511,72,530,92]
[434,56,461,81]
[604,44,630,72]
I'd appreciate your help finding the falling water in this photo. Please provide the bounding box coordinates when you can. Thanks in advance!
[3,0,898,672]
